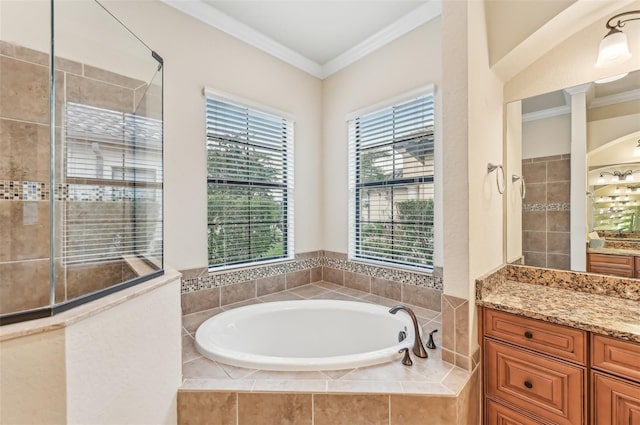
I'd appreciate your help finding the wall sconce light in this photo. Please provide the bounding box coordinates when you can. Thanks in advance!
[595,10,640,68]
[598,170,636,183]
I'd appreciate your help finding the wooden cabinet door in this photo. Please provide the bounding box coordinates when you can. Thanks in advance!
[592,372,640,425]
[485,339,585,425]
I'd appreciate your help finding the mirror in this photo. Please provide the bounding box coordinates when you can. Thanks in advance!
[506,69,640,278]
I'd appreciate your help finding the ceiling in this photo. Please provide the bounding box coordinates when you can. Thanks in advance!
[521,70,640,118]
[161,0,440,79]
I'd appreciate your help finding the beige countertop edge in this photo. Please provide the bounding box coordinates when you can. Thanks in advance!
[0,268,181,343]
[476,299,640,344]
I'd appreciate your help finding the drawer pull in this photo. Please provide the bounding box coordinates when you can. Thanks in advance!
[524,331,533,339]
[524,380,533,389]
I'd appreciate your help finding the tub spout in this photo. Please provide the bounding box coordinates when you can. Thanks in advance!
[389,305,428,359]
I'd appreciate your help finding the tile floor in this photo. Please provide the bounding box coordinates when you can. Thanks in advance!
[181,281,470,395]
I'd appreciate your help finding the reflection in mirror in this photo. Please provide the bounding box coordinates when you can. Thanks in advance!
[506,70,640,278]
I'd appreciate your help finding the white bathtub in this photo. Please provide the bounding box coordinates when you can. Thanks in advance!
[195,300,416,371]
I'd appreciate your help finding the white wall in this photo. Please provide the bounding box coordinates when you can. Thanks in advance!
[0,273,181,425]
[66,279,181,425]
[322,19,442,267]
[588,111,640,153]
[466,0,505,350]
[522,114,571,159]
[98,1,324,271]
[504,2,640,103]
[0,329,67,425]
[506,101,523,263]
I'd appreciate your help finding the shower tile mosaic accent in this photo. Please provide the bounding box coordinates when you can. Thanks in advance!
[523,202,570,212]
[0,180,159,202]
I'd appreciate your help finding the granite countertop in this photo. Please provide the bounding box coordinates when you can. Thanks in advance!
[588,247,640,256]
[477,280,640,343]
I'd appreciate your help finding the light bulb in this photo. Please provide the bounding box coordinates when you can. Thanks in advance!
[595,29,632,68]
[597,175,605,184]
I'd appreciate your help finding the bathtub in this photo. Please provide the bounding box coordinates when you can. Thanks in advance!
[195,299,416,371]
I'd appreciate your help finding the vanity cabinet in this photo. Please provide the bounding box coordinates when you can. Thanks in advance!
[482,309,640,425]
[591,335,640,424]
[483,309,586,425]
[587,253,635,278]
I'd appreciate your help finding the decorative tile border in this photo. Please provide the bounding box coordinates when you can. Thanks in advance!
[523,202,570,212]
[181,251,443,294]
[322,251,443,290]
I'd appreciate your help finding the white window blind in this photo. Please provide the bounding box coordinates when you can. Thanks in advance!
[64,102,163,265]
[206,95,294,268]
[348,92,435,270]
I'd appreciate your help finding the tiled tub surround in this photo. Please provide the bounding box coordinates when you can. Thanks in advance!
[0,41,156,314]
[521,154,571,269]
[476,264,640,343]
[179,281,479,425]
[180,251,443,315]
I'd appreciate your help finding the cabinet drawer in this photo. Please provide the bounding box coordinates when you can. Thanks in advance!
[485,339,585,425]
[486,400,546,425]
[484,309,586,364]
[592,372,640,425]
[592,335,640,382]
[588,254,634,278]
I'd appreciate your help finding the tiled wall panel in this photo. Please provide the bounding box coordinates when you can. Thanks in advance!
[522,155,571,269]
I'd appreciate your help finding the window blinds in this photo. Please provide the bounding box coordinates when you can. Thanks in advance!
[348,93,435,270]
[64,102,163,265]
[206,95,294,268]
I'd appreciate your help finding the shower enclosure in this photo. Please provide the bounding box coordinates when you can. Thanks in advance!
[0,0,164,324]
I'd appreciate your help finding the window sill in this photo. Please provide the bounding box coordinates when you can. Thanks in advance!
[207,256,295,274]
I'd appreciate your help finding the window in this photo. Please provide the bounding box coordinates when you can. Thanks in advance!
[206,94,294,269]
[348,91,435,270]
[64,102,163,265]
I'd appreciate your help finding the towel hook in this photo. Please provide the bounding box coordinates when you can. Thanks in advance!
[512,175,526,199]
[487,163,505,194]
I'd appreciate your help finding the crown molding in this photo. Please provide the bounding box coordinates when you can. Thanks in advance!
[522,105,571,122]
[589,88,640,109]
[160,0,440,80]
[159,0,324,78]
[321,1,442,79]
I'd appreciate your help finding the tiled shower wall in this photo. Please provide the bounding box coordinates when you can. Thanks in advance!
[521,154,571,269]
[0,41,147,315]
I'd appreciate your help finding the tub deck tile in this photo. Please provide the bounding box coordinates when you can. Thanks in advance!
[180,282,469,397]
